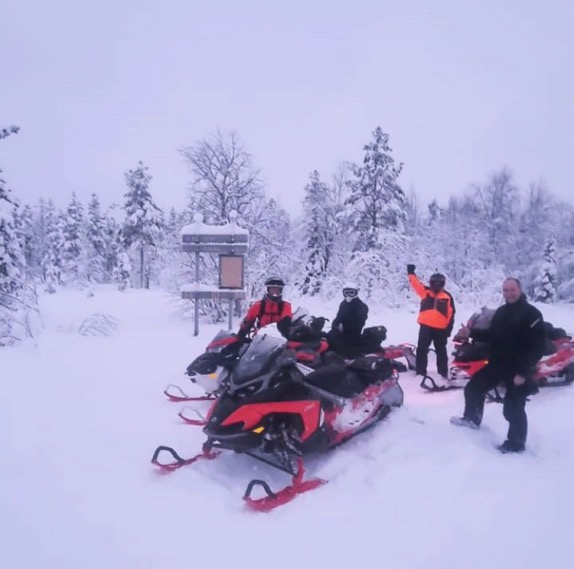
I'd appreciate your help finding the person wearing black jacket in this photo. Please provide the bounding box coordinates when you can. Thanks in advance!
[327,282,369,358]
[450,278,547,453]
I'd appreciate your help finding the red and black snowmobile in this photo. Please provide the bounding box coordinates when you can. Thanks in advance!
[165,307,414,405]
[152,326,404,512]
[420,308,574,396]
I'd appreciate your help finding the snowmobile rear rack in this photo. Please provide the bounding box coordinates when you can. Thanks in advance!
[420,375,504,403]
[420,375,460,392]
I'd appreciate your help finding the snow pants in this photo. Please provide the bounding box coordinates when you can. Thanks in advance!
[416,325,449,377]
[463,365,534,447]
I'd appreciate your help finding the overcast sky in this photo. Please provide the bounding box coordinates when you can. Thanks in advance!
[1,0,573,217]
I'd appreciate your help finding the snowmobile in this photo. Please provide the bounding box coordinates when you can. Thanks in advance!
[165,306,414,404]
[152,325,404,512]
[163,329,245,403]
[163,307,325,403]
[420,308,574,397]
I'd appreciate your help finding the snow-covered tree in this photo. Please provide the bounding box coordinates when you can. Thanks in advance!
[12,203,36,275]
[61,193,87,286]
[0,127,24,299]
[243,198,295,298]
[41,201,64,293]
[0,125,38,345]
[534,237,557,303]
[122,162,163,288]
[473,167,519,267]
[298,170,346,296]
[180,130,264,225]
[85,193,108,283]
[155,207,189,293]
[113,251,132,292]
[344,126,407,252]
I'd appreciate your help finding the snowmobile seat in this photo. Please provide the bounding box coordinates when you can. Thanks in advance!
[360,326,387,352]
[347,355,394,386]
[304,362,365,398]
[453,342,489,363]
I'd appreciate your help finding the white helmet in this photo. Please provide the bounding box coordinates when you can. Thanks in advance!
[342,282,359,300]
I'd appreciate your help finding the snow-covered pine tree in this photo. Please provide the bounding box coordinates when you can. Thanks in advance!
[103,217,122,283]
[122,162,163,288]
[155,207,189,293]
[60,193,87,286]
[41,201,64,293]
[86,193,108,283]
[0,126,24,299]
[534,237,557,303]
[299,171,336,296]
[12,202,32,274]
[0,125,32,345]
[344,126,407,253]
[0,176,24,299]
[340,127,407,302]
[113,251,132,292]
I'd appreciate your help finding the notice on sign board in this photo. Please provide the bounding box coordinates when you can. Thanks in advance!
[219,255,244,289]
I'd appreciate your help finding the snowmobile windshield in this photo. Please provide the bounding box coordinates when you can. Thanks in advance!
[233,333,287,384]
[207,329,241,353]
[292,306,311,326]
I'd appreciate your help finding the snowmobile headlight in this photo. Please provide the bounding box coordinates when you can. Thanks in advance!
[252,426,265,434]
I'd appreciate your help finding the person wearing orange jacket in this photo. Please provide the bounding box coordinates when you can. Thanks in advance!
[407,264,456,378]
[237,276,293,338]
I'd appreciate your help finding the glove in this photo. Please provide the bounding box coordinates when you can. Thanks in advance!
[407,264,416,275]
[513,374,526,386]
[236,328,247,339]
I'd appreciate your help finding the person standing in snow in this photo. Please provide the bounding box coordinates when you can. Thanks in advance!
[327,282,369,358]
[407,264,456,378]
[450,278,547,453]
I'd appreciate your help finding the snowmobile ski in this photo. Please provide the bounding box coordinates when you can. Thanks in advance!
[151,445,220,472]
[178,406,207,426]
[243,457,327,512]
[163,384,216,402]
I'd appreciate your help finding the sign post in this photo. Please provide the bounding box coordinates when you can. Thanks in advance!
[180,211,249,336]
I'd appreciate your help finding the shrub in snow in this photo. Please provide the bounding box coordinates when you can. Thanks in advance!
[78,313,119,337]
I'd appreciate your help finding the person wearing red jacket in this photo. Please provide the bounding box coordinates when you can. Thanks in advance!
[238,276,293,338]
[407,264,456,378]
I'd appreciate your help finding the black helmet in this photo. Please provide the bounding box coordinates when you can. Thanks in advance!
[429,273,446,289]
[264,276,285,300]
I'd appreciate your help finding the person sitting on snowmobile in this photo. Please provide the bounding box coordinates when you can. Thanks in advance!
[327,282,369,358]
[407,265,455,378]
[237,276,293,339]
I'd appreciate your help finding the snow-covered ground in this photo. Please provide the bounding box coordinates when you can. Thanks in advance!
[2,287,573,569]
